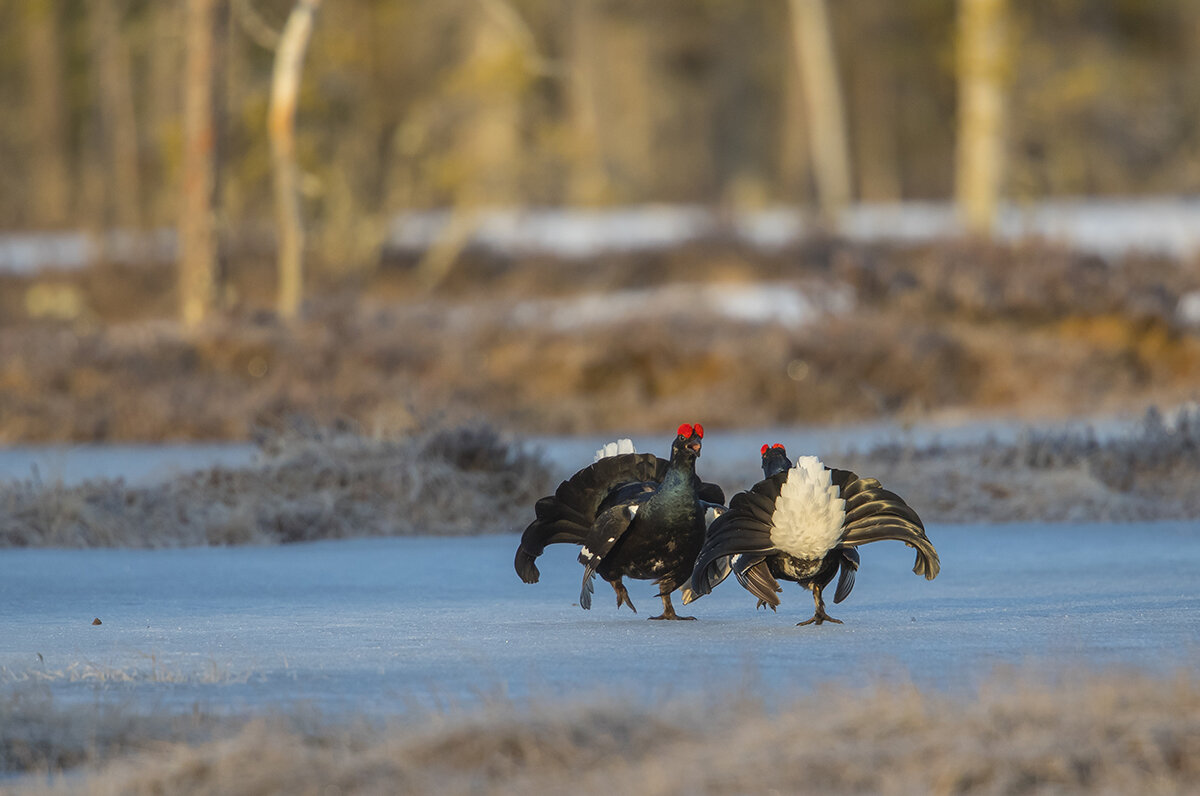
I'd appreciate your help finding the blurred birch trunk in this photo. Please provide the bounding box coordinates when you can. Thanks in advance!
[179,0,227,328]
[787,0,852,226]
[89,0,142,229]
[567,0,609,204]
[270,0,321,321]
[415,3,526,291]
[848,0,902,202]
[23,0,71,228]
[955,0,1008,235]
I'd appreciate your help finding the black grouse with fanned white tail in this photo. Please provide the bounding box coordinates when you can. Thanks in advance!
[514,424,725,620]
[682,444,860,613]
[685,443,938,625]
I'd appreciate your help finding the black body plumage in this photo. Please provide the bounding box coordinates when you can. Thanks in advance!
[515,425,725,619]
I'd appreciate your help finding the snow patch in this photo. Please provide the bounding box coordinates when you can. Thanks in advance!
[511,282,851,331]
[382,201,1200,260]
[1177,291,1200,327]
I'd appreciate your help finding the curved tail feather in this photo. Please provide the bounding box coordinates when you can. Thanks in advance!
[828,466,938,579]
[841,522,940,579]
[515,497,593,583]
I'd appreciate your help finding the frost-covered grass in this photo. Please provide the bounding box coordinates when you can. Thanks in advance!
[840,405,1200,522]
[5,408,1200,548]
[7,670,1199,795]
[0,422,552,548]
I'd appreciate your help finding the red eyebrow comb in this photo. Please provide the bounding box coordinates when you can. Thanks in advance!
[677,423,693,438]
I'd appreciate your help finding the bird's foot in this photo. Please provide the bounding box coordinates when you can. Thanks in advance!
[650,594,694,620]
[796,609,842,626]
[650,611,696,621]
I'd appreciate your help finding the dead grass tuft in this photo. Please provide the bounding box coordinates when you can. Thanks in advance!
[0,687,238,780]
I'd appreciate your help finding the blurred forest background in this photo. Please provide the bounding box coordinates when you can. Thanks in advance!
[5,0,1200,249]
[3,0,1200,442]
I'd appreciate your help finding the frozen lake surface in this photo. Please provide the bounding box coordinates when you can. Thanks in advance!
[0,443,258,487]
[2,524,1196,718]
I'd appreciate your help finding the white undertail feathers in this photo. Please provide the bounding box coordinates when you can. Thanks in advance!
[593,438,637,462]
[770,455,846,559]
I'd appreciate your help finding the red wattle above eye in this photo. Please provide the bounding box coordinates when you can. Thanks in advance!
[760,444,769,456]
[677,423,693,438]
[694,423,704,439]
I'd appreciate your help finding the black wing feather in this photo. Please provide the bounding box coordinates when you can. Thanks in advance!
[734,558,782,608]
[832,547,860,603]
[688,476,784,599]
[515,452,662,583]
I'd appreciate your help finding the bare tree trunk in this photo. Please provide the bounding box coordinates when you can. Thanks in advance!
[566,0,609,204]
[847,0,902,202]
[270,0,321,321]
[787,0,852,225]
[778,17,811,205]
[179,0,225,329]
[146,2,185,228]
[90,0,143,229]
[956,0,1008,235]
[23,0,72,228]
[415,6,522,291]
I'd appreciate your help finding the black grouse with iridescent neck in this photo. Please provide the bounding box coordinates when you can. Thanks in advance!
[684,443,939,626]
[515,424,725,620]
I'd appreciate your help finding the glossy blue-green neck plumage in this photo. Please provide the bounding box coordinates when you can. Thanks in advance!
[641,444,700,522]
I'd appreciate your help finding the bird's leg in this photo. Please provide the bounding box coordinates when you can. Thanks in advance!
[649,592,696,621]
[796,586,842,626]
[610,579,637,613]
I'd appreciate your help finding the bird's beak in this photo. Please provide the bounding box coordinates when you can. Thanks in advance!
[686,440,701,456]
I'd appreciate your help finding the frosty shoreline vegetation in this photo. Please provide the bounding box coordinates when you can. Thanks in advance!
[5,669,1199,794]
[0,422,551,548]
[2,407,1199,548]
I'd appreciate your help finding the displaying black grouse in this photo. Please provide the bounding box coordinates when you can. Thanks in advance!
[514,424,725,620]
[689,444,860,615]
[684,444,939,625]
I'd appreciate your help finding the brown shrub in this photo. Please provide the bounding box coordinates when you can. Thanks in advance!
[3,240,1200,443]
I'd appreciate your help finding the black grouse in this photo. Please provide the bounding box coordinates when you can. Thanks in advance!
[514,423,725,620]
[684,443,939,625]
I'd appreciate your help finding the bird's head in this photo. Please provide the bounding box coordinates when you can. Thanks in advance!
[673,423,704,460]
[760,443,791,478]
